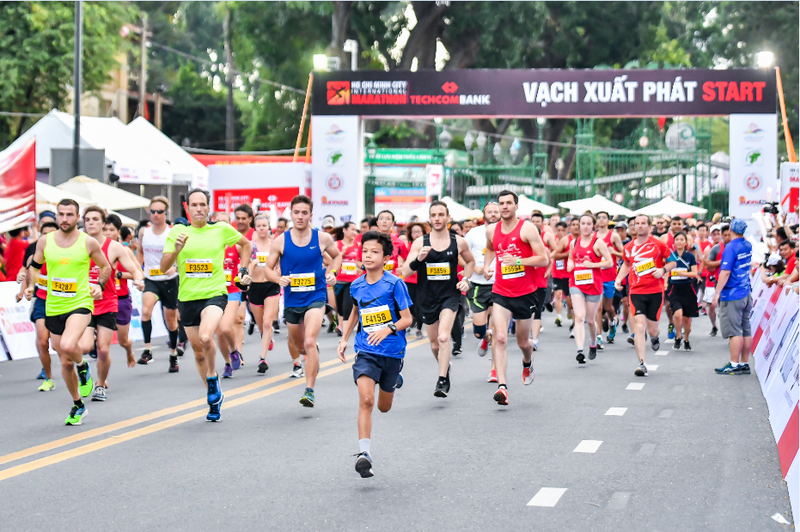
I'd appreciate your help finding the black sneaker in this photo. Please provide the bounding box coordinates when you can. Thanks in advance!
[434,377,448,398]
[576,350,586,364]
[621,323,629,334]
[588,345,597,360]
[168,355,179,373]
[176,342,185,357]
[634,363,648,377]
[627,335,635,346]
[651,337,660,352]
[137,350,153,365]
[709,326,718,337]
[88,347,98,360]
[247,322,255,335]
[510,321,516,334]
[257,358,269,374]
[673,337,682,351]
[602,317,609,333]
[544,302,554,313]
[452,348,462,357]
[740,363,751,374]
[683,341,692,352]
[355,452,374,478]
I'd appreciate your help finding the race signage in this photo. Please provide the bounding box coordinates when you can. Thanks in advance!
[729,113,778,232]
[313,69,776,117]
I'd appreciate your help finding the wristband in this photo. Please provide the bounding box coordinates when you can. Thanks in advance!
[410,258,423,271]
[515,258,522,266]
[331,270,337,276]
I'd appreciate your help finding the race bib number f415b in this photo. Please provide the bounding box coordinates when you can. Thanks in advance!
[290,272,315,292]
[185,259,212,278]
[426,262,451,280]
[360,304,392,333]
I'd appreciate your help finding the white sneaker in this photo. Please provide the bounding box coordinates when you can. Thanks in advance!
[532,339,539,351]
[290,364,305,379]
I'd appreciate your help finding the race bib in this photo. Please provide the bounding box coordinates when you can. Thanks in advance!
[634,258,656,277]
[384,259,395,272]
[290,272,315,292]
[555,259,565,270]
[670,267,688,281]
[256,252,269,267]
[574,269,594,286]
[148,267,164,278]
[115,278,121,289]
[51,277,77,298]
[342,261,358,275]
[37,274,48,289]
[185,259,212,278]
[360,304,392,333]
[426,262,451,281]
[225,269,233,287]
[501,263,524,279]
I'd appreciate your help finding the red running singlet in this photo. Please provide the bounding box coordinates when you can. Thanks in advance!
[492,220,536,298]
[89,238,119,315]
[569,233,603,296]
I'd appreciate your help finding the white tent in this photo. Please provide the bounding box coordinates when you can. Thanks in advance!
[406,196,474,222]
[126,117,208,189]
[558,194,636,217]
[635,196,708,217]
[36,181,95,208]
[58,176,151,211]
[518,194,559,216]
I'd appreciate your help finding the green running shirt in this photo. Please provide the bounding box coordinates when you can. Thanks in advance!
[164,222,242,302]
[43,231,93,316]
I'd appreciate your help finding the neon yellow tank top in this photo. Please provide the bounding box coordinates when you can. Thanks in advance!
[43,231,93,316]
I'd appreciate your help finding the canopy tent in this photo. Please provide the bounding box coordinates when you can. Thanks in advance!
[558,194,636,217]
[36,181,96,208]
[58,176,151,211]
[517,195,559,216]
[406,196,474,222]
[635,196,708,217]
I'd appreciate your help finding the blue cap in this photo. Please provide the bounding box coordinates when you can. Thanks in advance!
[730,219,748,234]
[39,211,56,221]
[174,217,189,226]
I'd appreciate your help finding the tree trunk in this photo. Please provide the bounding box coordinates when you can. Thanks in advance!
[224,8,235,151]
[399,3,447,70]
[328,1,353,65]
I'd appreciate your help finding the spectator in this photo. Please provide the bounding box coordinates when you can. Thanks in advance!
[275,217,289,236]
[4,227,28,280]
[712,219,753,375]
[762,253,785,286]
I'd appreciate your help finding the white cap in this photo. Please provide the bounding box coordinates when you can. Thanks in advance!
[767,253,782,266]
[710,224,722,233]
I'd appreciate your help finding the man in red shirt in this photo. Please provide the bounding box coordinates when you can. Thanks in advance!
[615,214,670,377]
[4,227,28,280]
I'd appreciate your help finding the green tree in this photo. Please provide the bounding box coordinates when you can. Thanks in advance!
[0,1,132,146]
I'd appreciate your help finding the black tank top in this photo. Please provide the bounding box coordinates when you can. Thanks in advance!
[418,233,460,309]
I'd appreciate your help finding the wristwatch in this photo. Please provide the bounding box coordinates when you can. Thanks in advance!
[238,267,249,278]
[388,323,397,333]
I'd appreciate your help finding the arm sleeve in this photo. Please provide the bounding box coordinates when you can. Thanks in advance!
[394,279,411,311]
[720,246,735,272]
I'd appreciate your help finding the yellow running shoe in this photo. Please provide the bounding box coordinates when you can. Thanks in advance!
[38,379,55,392]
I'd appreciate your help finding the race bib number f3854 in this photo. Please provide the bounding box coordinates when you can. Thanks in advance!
[185,259,212,278]
[360,305,392,333]
[290,272,315,292]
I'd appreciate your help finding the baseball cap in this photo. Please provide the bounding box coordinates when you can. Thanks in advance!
[39,211,56,221]
[730,219,748,235]
[322,220,335,229]
[174,217,189,225]
[767,253,781,266]
[710,224,721,233]
[616,221,628,229]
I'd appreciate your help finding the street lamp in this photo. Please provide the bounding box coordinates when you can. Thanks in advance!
[367,138,378,161]
[464,131,475,151]
[755,51,775,69]
[438,126,452,150]
[313,54,328,71]
[537,117,546,127]
[366,138,378,213]
[509,138,521,162]
[476,132,488,151]
[639,134,649,148]
[492,141,503,162]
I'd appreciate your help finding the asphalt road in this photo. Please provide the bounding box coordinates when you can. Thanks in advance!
[0,310,793,531]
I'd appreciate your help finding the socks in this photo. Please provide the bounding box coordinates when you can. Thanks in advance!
[142,320,152,344]
[74,399,84,408]
[168,328,178,350]
[522,360,532,368]
[359,438,370,454]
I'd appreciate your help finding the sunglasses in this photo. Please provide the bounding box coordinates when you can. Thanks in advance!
[150,209,166,215]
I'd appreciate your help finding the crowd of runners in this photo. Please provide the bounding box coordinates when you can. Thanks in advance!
[16,188,772,478]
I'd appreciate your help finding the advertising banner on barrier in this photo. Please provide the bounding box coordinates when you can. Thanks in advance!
[313,68,776,117]
[729,113,778,234]
[311,115,361,226]
[780,162,799,213]
[0,282,37,361]
[125,284,168,343]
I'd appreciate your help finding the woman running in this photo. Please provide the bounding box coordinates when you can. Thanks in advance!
[664,232,699,352]
[404,222,426,338]
[248,214,282,373]
[333,222,362,334]
[567,213,613,364]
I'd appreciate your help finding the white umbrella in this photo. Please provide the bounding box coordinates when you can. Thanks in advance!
[635,196,708,217]
[518,194,559,216]
[58,176,150,211]
[559,194,636,217]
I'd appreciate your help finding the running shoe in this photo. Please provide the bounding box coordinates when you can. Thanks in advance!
[65,403,87,426]
[634,363,648,377]
[555,316,562,327]
[588,345,597,360]
[715,362,741,375]
[444,365,451,393]
[300,388,315,407]
[327,320,336,334]
[335,326,343,337]
[596,335,604,350]
[290,363,304,379]
[569,323,574,339]
[37,368,46,380]
[477,337,490,357]
[355,452,374,478]
[673,337,682,351]
[396,373,404,390]
[434,377,448,398]
[510,321,516,334]
[531,339,538,352]
[169,355,180,373]
[608,323,617,342]
[222,364,233,379]
[248,322,256,335]
[207,392,224,422]
[709,326,718,337]
[452,348,462,357]
[176,342,185,357]
[683,341,692,352]
[415,330,423,339]
[77,361,93,398]
[651,336,660,352]
[269,340,274,351]
[576,350,586,364]
[493,386,509,405]
[137,350,153,365]
[207,376,222,405]
[545,301,554,313]
[91,385,107,402]
[88,347,97,360]
[273,324,281,335]
[257,358,269,374]
[487,369,498,383]
[621,323,629,334]
[38,379,55,392]
[740,363,751,375]
[522,364,534,385]
[602,317,609,333]
[667,324,675,340]
[627,335,635,346]
[230,350,242,371]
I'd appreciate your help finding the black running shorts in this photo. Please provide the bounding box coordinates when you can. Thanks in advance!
[89,312,117,331]
[666,283,699,318]
[630,292,664,322]
[144,278,179,310]
[492,292,536,321]
[247,282,281,306]
[45,307,92,336]
[178,295,227,327]
[421,294,461,325]
[467,282,494,314]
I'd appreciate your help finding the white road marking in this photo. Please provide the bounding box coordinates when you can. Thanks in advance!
[605,407,627,416]
[573,440,603,453]
[655,350,669,356]
[648,365,658,371]
[626,383,645,390]
[607,492,632,510]
[527,487,568,507]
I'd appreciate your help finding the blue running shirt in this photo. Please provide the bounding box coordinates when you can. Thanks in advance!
[719,237,752,301]
[666,250,697,285]
[350,272,411,359]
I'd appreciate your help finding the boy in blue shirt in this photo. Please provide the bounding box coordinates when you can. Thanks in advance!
[337,231,412,478]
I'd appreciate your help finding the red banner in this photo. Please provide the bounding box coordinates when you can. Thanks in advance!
[0,138,36,230]
[193,154,299,167]
[212,187,300,214]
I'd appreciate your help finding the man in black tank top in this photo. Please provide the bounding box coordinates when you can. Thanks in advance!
[402,201,475,398]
